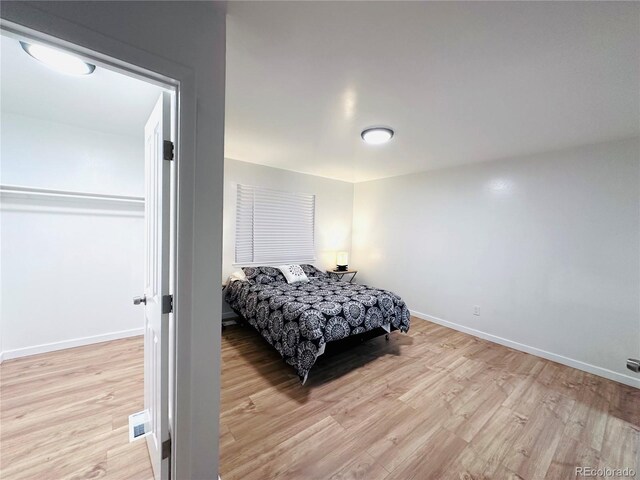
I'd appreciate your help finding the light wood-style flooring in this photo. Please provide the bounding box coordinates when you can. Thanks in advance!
[220,318,639,480]
[2,320,638,479]
[0,337,152,480]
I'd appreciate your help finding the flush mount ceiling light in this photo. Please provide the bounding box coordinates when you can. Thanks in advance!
[20,42,96,75]
[361,127,394,145]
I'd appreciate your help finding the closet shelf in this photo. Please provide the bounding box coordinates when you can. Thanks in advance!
[0,184,145,206]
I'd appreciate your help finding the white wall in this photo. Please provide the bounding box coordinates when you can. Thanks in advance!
[0,3,227,477]
[222,159,354,318]
[352,138,640,387]
[0,113,145,358]
[1,113,143,195]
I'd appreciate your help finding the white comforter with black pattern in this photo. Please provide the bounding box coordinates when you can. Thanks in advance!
[224,266,410,383]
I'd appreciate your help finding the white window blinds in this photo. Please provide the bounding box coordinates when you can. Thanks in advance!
[235,184,316,264]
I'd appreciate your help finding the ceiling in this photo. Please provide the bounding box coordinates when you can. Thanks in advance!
[1,35,163,137]
[225,2,640,183]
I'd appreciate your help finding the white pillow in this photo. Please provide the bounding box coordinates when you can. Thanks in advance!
[278,264,309,284]
[227,270,247,284]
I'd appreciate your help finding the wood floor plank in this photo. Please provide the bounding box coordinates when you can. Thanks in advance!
[0,337,152,480]
[327,452,389,480]
[106,440,154,480]
[384,428,468,480]
[599,415,640,475]
[365,403,449,473]
[224,415,344,480]
[545,437,601,480]
[220,318,639,480]
[467,406,529,476]
[8,318,635,480]
[502,392,575,479]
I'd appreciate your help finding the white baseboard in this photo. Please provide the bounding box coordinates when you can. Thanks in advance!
[411,310,639,389]
[0,328,144,362]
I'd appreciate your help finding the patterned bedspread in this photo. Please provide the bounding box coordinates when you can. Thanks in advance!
[224,265,410,382]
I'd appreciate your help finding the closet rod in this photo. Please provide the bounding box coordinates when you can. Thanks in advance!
[0,184,145,205]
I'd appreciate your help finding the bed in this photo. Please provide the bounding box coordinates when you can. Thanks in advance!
[224,264,411,383]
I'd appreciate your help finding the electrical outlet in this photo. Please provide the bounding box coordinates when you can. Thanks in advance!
[473,305,480,316]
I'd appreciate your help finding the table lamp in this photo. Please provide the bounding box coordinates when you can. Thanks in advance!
[336,251,349,271]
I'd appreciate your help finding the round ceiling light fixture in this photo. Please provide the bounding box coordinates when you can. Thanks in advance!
[361,126,394,145]
[20,41,96,75]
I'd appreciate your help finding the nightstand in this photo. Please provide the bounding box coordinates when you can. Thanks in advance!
[326,270,358,283]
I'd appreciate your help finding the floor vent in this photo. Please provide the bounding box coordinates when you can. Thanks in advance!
[129,410,151,442]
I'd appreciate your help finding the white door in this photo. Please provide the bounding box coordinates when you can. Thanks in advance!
[138,92,172,480]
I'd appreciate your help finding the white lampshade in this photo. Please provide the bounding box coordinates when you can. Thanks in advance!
[336,251,349,266]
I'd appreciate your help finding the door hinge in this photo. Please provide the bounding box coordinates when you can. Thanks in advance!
[162,437,171,459]
[163,140,174,161]
[162,294,173,314]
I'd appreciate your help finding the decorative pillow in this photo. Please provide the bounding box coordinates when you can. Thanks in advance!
[300,264,328,279]
[226,270,247,284]
[278,264,309,284]
[242,266,286,284]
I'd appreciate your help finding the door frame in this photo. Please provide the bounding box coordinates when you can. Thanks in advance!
[0,18,187,480]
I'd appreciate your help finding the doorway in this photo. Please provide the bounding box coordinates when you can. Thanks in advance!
[0,29,175,480]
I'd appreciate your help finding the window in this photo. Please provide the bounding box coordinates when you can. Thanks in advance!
[235,184,315,264]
